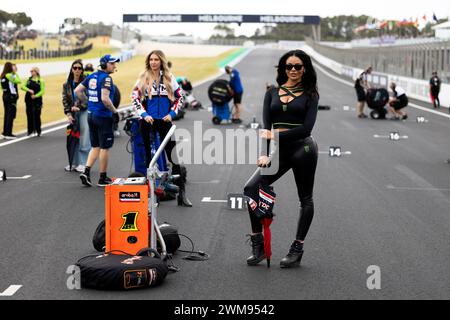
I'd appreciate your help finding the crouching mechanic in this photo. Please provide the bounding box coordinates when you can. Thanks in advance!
[388,82,408,120]
[75,54,120,187]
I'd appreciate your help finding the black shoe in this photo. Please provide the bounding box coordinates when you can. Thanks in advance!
[401,114,408,120]
[280,241,304,268]
[212,116,221,125]
[80,173,92,187]
[232,118,243,124]
[246,233,265,266]
[177,188,193,207]
[97,176,113,187]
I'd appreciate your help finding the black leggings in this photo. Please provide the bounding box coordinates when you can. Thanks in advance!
[2,95,17,136]
[139,119,177,168]
[243,136,318,241]
[431,91,440,108]
[25,101,42,135]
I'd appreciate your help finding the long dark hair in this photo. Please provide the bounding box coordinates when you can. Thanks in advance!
[276,50,319,98]
[67,59,84,84]
[1,62,14,79]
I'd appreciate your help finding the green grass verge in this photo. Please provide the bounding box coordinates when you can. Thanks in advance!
[1,48,242,134]
[0,37,116,64]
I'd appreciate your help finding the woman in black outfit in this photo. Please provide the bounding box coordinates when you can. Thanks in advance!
[22,67,45,136]
[244,50,319,268]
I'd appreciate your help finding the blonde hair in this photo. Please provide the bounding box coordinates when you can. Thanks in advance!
[136,50,174,101]
[31,67,40,77]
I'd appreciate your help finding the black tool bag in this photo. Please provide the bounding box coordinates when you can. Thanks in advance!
[76,252,168,290]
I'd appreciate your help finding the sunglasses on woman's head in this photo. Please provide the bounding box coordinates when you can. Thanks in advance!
[72,66,83,71]
[285,64,304,71]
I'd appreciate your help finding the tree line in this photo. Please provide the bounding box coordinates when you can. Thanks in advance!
[210,15,448,41]
[0,10,33,28]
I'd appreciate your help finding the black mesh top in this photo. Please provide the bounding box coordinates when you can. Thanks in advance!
[263,86,319,143]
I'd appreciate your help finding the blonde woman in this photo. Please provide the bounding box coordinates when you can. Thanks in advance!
[132,50,191,207]
[21,67,45,136]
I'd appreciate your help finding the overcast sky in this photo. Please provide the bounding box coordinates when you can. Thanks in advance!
[2,0,450,38]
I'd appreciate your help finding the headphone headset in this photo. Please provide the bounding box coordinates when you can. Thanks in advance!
[100,57,107,70]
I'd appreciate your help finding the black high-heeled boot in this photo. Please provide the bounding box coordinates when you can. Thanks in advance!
[173,165,192,207]
[280,241,304,268]
[246,233,265,266]
[177,184,193,207]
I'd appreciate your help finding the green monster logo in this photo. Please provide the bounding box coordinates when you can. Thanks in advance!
[120,212,139,232]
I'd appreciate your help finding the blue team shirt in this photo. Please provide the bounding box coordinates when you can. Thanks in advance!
[82,70,115,118]
[229,69,243,94]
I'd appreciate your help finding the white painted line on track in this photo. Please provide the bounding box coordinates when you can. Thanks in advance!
[191,180,221,184]
[0,124,67,148]
[319,151,352,155]
[373,134,409,139]
[314,62,450,120]
[386,185,450,192]
[201,197,228,203]
[5,175,32,180]
[0,285,22,297]
[408,103,450,119]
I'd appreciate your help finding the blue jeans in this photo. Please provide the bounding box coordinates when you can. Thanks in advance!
[73,110,91,166]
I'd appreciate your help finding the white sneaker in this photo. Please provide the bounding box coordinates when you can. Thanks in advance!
[64,165,73,172]
[75,165,85,173]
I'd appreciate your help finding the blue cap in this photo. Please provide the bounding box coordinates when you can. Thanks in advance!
[100,54,120,65]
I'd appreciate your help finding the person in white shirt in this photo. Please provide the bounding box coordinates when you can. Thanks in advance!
[388,82,408,120]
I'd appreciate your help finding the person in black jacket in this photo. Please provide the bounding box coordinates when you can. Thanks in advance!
[243,50,319,268]
[62,59,90,172]
[1,62,21,139]
[21,67,45,136]
[429,71,441,109]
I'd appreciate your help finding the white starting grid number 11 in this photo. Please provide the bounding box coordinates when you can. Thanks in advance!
[228,194,247,210]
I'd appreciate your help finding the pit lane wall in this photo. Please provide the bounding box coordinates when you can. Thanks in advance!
[278,41,450,109]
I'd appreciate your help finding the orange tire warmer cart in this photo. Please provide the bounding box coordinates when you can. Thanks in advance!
[105,178,149,255]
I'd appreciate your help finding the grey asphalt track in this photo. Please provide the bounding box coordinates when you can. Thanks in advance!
[0,48,449,300]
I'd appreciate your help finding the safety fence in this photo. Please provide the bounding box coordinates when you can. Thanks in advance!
[0,43,93,61]
[306,38,450,83]
[294,41,450,107]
